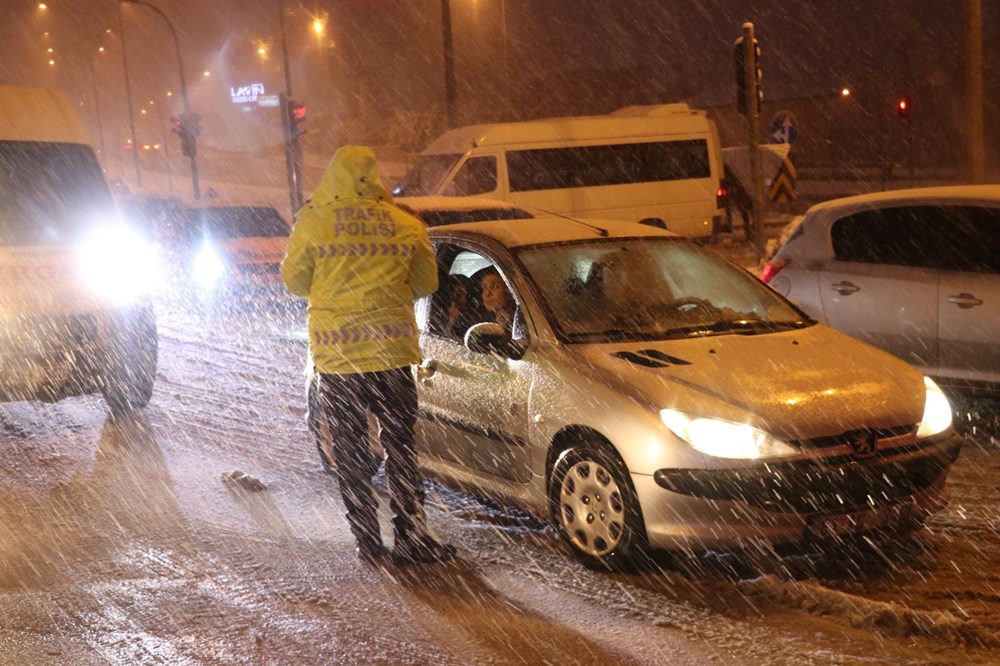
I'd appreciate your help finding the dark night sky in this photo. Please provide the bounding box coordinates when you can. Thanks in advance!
[0,1,995,166]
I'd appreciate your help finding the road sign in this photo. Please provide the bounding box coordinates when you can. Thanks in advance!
[769,110,798,145]
[769,156,797,203]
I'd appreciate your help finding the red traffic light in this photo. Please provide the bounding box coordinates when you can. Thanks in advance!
[896,97,909,117]
[291,103,306,122]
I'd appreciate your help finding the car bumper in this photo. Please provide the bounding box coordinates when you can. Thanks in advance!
[635,431,961,552]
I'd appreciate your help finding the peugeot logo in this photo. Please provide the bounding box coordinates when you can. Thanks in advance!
[848,431,878,458]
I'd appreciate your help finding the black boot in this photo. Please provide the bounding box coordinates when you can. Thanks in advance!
[356,538,389,564]
[391,533,458,566]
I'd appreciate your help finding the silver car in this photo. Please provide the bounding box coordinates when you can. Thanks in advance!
[763,185,1000,391]
[414,217,960,569]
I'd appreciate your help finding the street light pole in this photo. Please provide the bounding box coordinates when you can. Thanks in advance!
[117,3,142,189]
[278,0,303,217]
[88,57,108,172]
[119,0,200,199]
[967,0,985,183]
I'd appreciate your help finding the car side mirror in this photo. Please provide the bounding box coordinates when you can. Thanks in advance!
[464,322,512,357]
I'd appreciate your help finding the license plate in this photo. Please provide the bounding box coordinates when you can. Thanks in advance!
[806,502,916,540]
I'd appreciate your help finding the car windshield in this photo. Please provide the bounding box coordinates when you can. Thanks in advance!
[392,154,461,196]
[517,237,811,342]
[0,141,112,246]
[182,206,289,239]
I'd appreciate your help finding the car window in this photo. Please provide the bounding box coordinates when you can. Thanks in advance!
[829,205,999,271]
[448,156,498,196]
[424,244,522,342]
[949,206,1000,274]
[517,237,806,343]
[0,141,112,246]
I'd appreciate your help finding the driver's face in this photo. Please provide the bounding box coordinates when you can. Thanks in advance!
[482,274,513,313]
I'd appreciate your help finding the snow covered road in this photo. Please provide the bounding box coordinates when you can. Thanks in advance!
[0,303,998,665]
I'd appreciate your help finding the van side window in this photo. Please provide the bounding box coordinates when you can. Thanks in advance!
[507,140,710,192]
[449,156,497,196]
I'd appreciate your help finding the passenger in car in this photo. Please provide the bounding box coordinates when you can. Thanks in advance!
[445,274,482,339]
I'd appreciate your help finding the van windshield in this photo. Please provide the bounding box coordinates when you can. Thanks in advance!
[0,141,112,246]
[392,153,461,196]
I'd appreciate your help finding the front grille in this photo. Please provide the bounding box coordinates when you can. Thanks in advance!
[654,437,961,514]
[794,424,916,450]
[236,262,280,275]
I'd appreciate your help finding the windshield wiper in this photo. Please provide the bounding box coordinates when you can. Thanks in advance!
[705,319,811,335]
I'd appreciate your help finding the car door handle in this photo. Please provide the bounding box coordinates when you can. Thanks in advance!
[830,281,860,296]
[947,293,983,309]
[417,358,438,381]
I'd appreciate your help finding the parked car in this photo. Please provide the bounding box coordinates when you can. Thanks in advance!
[307,216,960,569]
[396,196,534,227]
[0,85,158,416]
[762,185,1000,393]
[162,204,292,309]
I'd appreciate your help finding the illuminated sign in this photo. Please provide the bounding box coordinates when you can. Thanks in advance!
[230,83,266,105]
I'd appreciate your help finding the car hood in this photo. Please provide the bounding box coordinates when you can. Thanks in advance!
[569,324,925,441]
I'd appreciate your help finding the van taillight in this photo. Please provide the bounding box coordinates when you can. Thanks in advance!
[760,259,787,283]
[716,184,729,208]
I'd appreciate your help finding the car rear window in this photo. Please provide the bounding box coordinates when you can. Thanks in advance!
[831,204,1000,273]
[0,141,112,246]
[184,206,289,239]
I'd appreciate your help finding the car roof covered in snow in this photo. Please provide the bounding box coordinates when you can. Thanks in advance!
[427,216,677,249]
[805,184,1000,218]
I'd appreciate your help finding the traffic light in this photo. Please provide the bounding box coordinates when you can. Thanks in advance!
[896,96,910,119]
[283,97,306,140]
[171,112,202,158]
[734,36,763,115]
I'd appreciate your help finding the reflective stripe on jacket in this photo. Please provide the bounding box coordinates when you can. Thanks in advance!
[281,146,438,374]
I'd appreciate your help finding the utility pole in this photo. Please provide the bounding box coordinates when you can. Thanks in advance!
[967,0,985,183]
[279,0,303,218]
[441,0,457,128]
[735,22,765,256]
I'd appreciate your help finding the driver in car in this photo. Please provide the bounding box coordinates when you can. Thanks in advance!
[479,268,516,332]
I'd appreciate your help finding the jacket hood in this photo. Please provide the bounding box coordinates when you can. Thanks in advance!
[309,145,393,206]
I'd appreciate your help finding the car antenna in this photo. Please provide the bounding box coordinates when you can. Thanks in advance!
[514,202,609,237]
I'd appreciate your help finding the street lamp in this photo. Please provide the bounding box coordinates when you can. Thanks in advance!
[119,0,200,199]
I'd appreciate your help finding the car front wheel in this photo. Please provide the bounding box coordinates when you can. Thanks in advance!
[102,304,158,417]
[549,439,647,570]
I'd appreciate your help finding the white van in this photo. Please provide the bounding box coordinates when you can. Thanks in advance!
[0,86,159,416]
[392,103,727,237]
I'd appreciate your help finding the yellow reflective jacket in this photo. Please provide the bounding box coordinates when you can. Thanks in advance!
[281,146,438,374]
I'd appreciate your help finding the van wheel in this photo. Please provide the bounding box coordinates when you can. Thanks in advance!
[549,438,647,570]
[102,304,158,417]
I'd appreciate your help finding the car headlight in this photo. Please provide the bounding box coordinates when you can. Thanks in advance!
[77,226,160,304]
[660,409,798,459]
[916,376,953,438]
[192,240,227,288]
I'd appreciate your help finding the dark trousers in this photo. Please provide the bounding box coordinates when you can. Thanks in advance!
[317,367,425,548]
